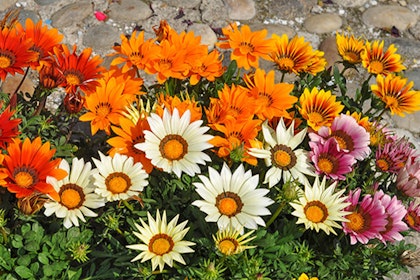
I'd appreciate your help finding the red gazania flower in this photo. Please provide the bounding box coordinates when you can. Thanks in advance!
[0,137,67,201]
[0,105,21,149]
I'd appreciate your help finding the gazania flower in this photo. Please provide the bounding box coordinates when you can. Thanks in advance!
[192,163,274,233]
[213,227,256,256]
[189,49,224,85]
[375,190,409,243]
[309,137,356,180]
[305,50,327,76]
[293,273,319,280]
[0,137,67,201]
[155,93,202,122]
[38,64,65,90]
[79,77,132,135]
[0,26,37,81]
[92,152,149,202]
[53,44,104,94]
[361,40,406,75]
[101,66,144,100]
[309,114,371,161]
[298,87,344,131]
[396,159,420,197]
[335,33,365,64]
[248,119,315,187]
[375,137,415,173]
[243,68,297,120]
[405,200,420,231]
[43,158,105,228]
[218,23,274,70]
[126,210,195,272]
[371,74,420,116]
[342,189,387,245]
[0,106,21,149]
[135,108,213,177]
[289,176,350,235]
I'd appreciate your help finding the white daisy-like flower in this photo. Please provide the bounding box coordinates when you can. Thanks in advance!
[135,108,213,177]
[289,176,351,235]
[92,152,149,201]
[44,157,105,229]
[213,226,256,256]
[248,119,315,188]
[126,210,195,272]
[192,163,274,233]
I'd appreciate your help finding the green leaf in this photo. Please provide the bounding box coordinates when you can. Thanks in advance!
[38,252,49,265]
[15,266,34,279]
[17,254,32,266]
[67,268,83,280]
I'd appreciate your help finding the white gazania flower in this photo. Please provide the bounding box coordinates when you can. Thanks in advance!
[248,119,315,188]
[192,163,274,233]
[126,210,195,272]
[213,226,256,256]
[92,152,149,201]
[135,108,213,177]
[289,176,351,235]
[44,157,105,228]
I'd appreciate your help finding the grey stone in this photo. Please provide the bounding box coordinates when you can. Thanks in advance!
[200,0,229,27]
[362,5,418,31]
[17,10,40,25]
[34,0,60,5]
[225,0,256,20]
[163,0,201,9]
[0,0,17,12]
[51,1,92,29]
[249,23,295,39]
[334,0,369,7]
[304,13,342,34]
[187,23,217,50]
[319,36,342,70]
[383,38,420,65]
[257,0,314,22]
[83,24,121,52]
[404,68,420,90]
[391,111,420,134]
[108,0,152,23]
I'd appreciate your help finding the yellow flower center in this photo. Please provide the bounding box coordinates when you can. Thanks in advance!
[271,144,297,170]
[59,184,85,209]
[13,167,38,189]
[218,238,238,255]
[259,92,273,107]
[376,158,390,171]
[307,112,324,126]
[159,134,188,161]
[317,156,335,174]
[239,42,254,54]
[405,213,415,228]
[148,233,174,256]
[65,73,82,85]
[96,103,111,118]
[346,212,365,232]
[369,60,384,74]
[384,96,399,109]
[304,200,328,223]
[276,56,295,71]
[105,172,131,194]
[216,191,243,217]
[344,51,360,64]
[0,55,12,68]
[331,130,354,151]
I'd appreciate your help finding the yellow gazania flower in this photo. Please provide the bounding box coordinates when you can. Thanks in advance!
[213,227,256,256]
[293,273,319,280]
[361,40,406,75]
[298,87,344,131]
[336,33,365,64]
[371,74,420,117]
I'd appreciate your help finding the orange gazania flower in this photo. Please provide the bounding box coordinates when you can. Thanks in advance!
[108,116,153,174]
[15,18,64,69]
[305,50,327,76]
[79,77,132,135]
[155,92,202,122]
[298,87,344,131]
[0,26,37,81]
[371,74,420,117]
[153,20,172,42]
[244,68,297,120]
[0,105,21,149]
[336,33,365,64]
[38,63,65,90]
[361,40,406,75]
[101,66,144,102]
[167,28,207,68]
[53,44,104,94]
[218,23,274,70]
[189,49,224,85]
[0,137,67,201]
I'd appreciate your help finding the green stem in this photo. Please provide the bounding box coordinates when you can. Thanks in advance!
[0,227,7,243]
[265,201,286,228]
[9,67,30,109]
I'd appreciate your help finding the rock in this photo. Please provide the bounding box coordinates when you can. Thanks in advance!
[0,0,17,12]
[163,0,201,8]
[362,5,418,31]
[187,23,217,50]
[391,111,420,134]
[200,0,229,28]
[83,24,121,52]
[108,0,153,23]
[249,23,295,39]
[304,13,342,34]
[383,38,420,66]
[319,36,341,69]
[17,10,40,25]
[258,0,314,22]
[225,0,256,20]
[34,0,60,5]
[51,1,92,29]
[404,68,420,90]
[0,74,36,100]
[336,0,369,7]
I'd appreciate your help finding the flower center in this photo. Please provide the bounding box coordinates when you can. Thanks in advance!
[13,167,38,189]
[239,42,254,54]
[271,144,297,170]
[317,154,337,174]
[148,233,174,256]
[304,200,328,223]
[346,211,366,232]
[331,130,354,151]
[105,172,131,194]
[95,102,111,118]
[218,238,238,255]
[307,112,325,126]
[259,92,273,107]
[0,50,15,68]
[376,157,391,172]
[276,56,295,71]
[384,96,399,109]
[215,191,243,217]
[405,212,418,228]
[65,72,82,86]
[344,51,360,64]
[159,134,188,161]
[369,60,384,74]
[59,183,85,209]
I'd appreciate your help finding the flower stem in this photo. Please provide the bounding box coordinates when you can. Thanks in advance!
[265,201,286,228]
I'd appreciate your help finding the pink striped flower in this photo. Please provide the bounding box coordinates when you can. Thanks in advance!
[396,158,420,197]
[405,201,420,231]
[376,137,416,174]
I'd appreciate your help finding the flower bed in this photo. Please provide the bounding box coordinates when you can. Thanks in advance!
[0,10,419,280]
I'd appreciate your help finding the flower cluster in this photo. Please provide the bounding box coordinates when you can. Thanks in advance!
[0,11,419,279]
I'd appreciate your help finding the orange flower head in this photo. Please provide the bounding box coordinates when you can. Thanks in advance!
[0,26,38,81]
[155,92,202,122]
[53,44,105,94]
[15,18,64,69]
[361,40,406,75]
[244,68,297,120]
[218,23,274,70]
[371,74,420,117]
[101,66,144,101]
[298,87,344,131]
[108,116,153,173]
[305,50,327,75]
[336,33,365,64]
[0,9,20,29]
[0,105,21,149]
[153,20,172,42]
[189,49,225,85]
[0,137,67,201]
[79,77,133,135]
[63,90,85,114]
[38,64,65,90]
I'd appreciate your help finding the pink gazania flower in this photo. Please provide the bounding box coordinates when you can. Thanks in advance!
[309,114,370,161]
[309,137,356,180]
[405,201,420,231]
[375,137,416,174]
[396,158,420,197]
[342,189,387,245]
[375,190,408,243]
